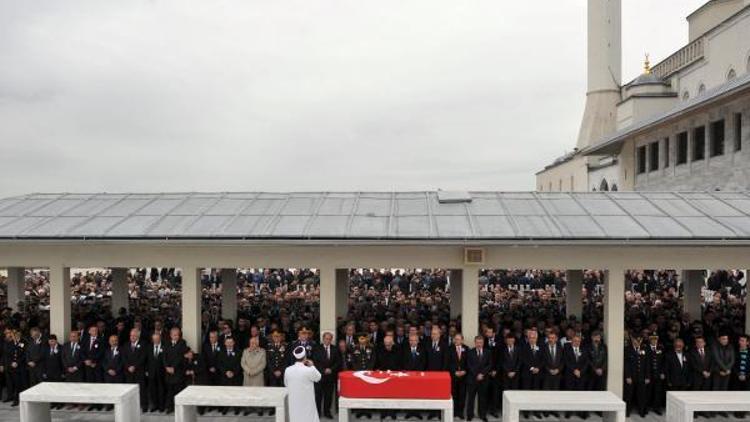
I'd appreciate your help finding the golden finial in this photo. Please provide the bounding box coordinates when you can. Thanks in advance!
[643,53,651,74]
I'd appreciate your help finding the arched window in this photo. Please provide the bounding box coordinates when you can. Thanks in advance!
[683,91,690,101]
[728,68,737,81]
[698,83,706,95]
[599,179,609,192]
[611,184,619,191]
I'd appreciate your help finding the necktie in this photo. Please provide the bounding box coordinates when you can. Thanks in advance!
[433,342,437,351]
[479,349,482,359]
[326,346,330,360]
[457,346,461,360]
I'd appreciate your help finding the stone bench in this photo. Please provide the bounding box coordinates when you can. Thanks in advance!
[667,391,750,422]
[175,385,287,422]
[502,390,626,422]
[20,382,139,422]
[338,397,453,422]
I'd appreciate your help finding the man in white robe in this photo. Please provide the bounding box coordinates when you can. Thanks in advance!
[285,345,322,422]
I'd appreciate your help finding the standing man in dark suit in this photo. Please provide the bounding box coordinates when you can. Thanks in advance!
[520,328,543,391]
[103,334,124,383]
[425,326,448,420]
[466,335,491,422]
[712,333,735,391]
[734,335,750,391]
[217,337,242,415]
[448,333,468,420]
[202,330,222,387]
[62,330,84,383]
[375,334,402,420]
[82,325,104,385]
[483,327,500,418]
[313,332,340,419]
[499,333,521,393]
[402,334,426,420]
[25,327,45,388]
[42,335,63,383]
[146,332,166,413]
[688,336,712,391]
[562,334,588,391]
[123,328,148,413]
[624,335,651,418]
[541,331,563,390]
[665,338,691,390]
[163,327,187,414]
[587,331,607,390]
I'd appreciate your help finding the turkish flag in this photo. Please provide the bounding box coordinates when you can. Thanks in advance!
[339,371,451,399]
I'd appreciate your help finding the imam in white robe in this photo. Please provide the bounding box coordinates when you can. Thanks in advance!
[284,361,322,422]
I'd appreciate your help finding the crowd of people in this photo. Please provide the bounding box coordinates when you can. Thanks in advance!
[0,267,747,420]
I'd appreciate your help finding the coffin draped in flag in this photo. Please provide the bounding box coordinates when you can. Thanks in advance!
[338,371,451,399]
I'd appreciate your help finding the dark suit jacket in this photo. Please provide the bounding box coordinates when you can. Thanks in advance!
[687,348,712,379]
[402,346,427,371]
[665,351,691,388]
[448,344,469,377]
[466,347,492,385]
[499,345,522,375]
[562,344,589,381]
[542,342,564,375]
[375,345,402,370]
[164,340,187,385]
[102,347,124,382]
[123,341,147,382]
[61,342,84,382]
[313,344,342,383]
[424,339,449,371]
[217,349,242,386]
[43,346,64,381]
[146,343,165,380]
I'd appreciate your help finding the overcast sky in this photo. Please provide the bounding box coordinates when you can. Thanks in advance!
[0,0,707,196]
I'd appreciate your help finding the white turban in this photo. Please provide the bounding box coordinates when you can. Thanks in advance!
[293,346,306,360]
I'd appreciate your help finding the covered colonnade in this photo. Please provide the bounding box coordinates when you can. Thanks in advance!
[2,191,750,398]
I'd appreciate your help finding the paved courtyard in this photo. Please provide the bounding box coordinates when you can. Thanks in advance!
[0,404,747,422]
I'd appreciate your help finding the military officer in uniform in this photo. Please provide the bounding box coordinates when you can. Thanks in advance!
[348,334,375,371]
[266,330,287,387]
[288,326,316,366]
[3,329,26,406]
[348,334,375,419]
[646,332,666,414]
[624,334,651,418]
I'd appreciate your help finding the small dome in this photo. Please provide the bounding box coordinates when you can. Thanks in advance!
[631,72,664,86]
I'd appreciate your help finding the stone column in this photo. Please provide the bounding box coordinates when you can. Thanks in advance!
[565,270,583,320]
[461,267,480,340]
[604,268,625,398]
[49,265,72,338]
[450,270,463,320]
[681,270,704,323]
[319,266,336,342]
[335,268,349,325]
[220,268,237,321]
[110,268,130,315]
[181,266,202,352]
[5,267,26,311]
